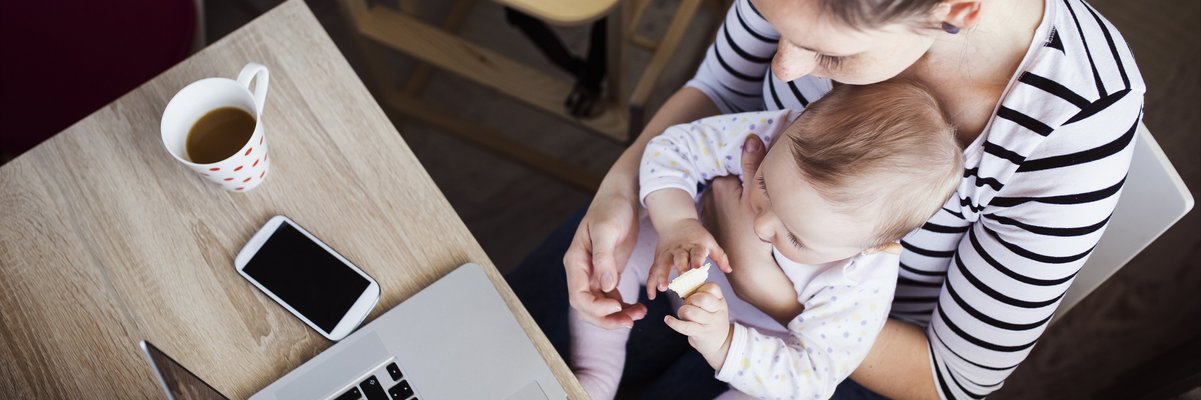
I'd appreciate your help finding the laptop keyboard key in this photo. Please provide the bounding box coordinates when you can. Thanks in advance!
[386,362,403,381]
[361,376,387,400]
[388,380,414,399]
[334,387,362,400]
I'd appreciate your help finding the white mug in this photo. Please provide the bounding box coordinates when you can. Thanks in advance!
[161,63,270,192]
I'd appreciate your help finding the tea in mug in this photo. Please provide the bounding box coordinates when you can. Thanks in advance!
[186,107,255,164]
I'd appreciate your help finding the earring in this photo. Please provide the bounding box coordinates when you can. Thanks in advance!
[942,22,960,34]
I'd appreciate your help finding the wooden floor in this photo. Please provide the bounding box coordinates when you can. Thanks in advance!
[206,0,1201,397]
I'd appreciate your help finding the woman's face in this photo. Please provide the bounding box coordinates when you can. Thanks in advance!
[754,0,941,85]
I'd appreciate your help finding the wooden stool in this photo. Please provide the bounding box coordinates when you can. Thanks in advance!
[339,0,709,191]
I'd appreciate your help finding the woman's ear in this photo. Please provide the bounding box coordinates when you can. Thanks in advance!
[935,0,984,31]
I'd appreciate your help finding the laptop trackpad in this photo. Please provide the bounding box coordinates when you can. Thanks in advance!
[278,333,388,399]
[505,381,549,400]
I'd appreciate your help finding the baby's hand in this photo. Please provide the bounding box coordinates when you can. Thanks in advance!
[647,219,730,299]
[664,283,733,371]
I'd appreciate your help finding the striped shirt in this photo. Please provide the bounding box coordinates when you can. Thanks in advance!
[683,0,1145,398]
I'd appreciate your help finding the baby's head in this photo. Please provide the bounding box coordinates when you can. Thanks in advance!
[751,81,961,264]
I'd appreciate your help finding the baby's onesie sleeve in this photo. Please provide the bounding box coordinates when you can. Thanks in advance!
[715,253,900,399]
[639,109,800,204]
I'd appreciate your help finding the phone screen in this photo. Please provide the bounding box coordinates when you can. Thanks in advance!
[242,222,370,332]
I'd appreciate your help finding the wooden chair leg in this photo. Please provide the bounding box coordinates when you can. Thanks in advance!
[606,0,629,141]
[403,0,476,95]
[626,0,702,137]
[627,0,657,51]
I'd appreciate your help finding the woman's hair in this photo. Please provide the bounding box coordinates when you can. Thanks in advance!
[787,81,962,248]
[816,0,944,30]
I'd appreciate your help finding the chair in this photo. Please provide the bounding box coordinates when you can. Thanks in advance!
[339,0,712,191]
[1055,123,1195,320]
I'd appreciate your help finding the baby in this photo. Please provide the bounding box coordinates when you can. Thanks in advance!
[568,81,962,399]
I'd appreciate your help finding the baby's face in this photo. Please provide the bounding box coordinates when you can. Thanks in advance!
[749,144,878,265]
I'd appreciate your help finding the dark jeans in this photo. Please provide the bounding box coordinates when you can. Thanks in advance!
[504,207,889,400]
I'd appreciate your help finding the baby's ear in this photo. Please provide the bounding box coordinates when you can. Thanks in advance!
[863,242,903,256]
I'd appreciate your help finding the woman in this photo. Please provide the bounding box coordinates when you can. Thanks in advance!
[511,0,1144,398]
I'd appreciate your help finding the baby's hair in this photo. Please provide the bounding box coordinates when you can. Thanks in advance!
[787,80,962,248]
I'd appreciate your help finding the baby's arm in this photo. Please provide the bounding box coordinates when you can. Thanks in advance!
[715,256,900,399]
[640,110,798,297]
[639,109,797,201]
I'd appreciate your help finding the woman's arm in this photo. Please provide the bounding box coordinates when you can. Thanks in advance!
[850,320,939,399]
[639,109,795,202]
[603,87,722,203]
[565,0,777,328]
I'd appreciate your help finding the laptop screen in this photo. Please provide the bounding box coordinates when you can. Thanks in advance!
[141,341,229,400]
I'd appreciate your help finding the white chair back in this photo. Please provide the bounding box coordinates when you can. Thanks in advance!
[1056,123,1194,320]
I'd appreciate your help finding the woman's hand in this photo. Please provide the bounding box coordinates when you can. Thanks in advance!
[701,136,803,326]
[563,87,720,330]
[562,189,648,329]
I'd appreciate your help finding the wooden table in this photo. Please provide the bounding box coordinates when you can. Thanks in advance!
[0,1,584,398]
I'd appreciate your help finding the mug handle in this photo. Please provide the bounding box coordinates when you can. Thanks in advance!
[237,62,269,116]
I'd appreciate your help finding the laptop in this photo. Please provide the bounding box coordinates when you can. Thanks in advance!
[144,263,565,400]
[140,340,229,400]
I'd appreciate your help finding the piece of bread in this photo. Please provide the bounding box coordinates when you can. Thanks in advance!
[668,263,711,298]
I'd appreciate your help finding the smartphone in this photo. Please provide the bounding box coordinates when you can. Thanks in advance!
[235,215,380,341]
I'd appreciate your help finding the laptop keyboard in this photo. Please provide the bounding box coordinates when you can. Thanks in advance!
[332,361,418,400]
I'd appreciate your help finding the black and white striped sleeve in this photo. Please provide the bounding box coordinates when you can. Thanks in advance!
[924,79,1143,400]
[897,0,1148,396]
[684,0,778,114]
